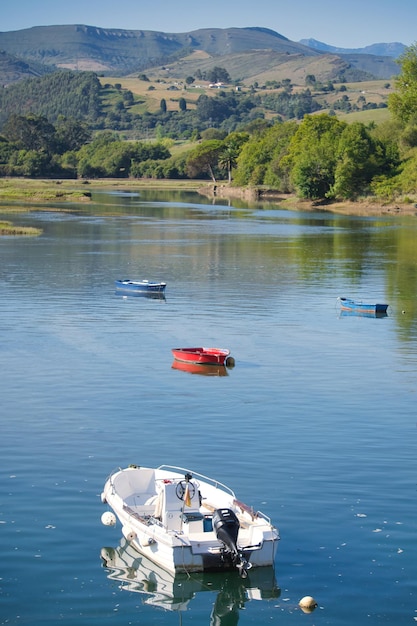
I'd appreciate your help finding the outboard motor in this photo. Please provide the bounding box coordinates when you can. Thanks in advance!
[213,508,251,577]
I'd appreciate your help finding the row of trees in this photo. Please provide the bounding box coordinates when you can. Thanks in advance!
[0,111,402,201]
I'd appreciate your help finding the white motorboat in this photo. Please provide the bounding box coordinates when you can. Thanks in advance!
[101,539,280,612]
[101,465,279,576]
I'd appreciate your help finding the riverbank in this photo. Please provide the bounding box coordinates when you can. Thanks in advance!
[0,177,203,205]
[199,183,417,217]
[1,178,417,217]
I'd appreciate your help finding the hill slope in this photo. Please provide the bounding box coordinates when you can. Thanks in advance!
[0,25,317,75]
[0,49,55,84]
[0,25,399,85]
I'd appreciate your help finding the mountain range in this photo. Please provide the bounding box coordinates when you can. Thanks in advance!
[0,25,404,86]
[298,38,405,58]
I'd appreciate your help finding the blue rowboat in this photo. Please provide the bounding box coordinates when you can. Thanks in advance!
[115,279,166,294]
[338,297,388,315]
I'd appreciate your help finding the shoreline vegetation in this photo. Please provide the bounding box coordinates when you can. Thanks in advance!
[199,184,417,216]
[0,220,42,236]
[0,179,416,228]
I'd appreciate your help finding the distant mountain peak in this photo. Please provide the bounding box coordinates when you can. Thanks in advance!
[300,37,406,58]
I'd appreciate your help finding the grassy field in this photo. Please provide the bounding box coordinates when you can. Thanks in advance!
[100,74,395,123]
[100,76,211,114]
[336,107,392,124]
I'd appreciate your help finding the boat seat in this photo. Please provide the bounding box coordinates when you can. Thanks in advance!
[125,493,156,506]
[123,504,155,521]
[112,468,156,500]
[124,493,159,517]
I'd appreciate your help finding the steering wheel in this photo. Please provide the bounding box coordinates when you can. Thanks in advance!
[176,480,196,501]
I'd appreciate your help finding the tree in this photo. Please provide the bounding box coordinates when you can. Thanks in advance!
[178,98,187,112]
[207,67,231,84]
[218,132,249,183]
[55,117,91,153]
[9,148,51,177]
[3,114,57,153]
[185,76,195,85]
[332,122,387,198]
[123,90,134,105]
[284,114,346,199]
[160,98,167,113]
[201,128,227,140]
[196,94,233,123]
[389,43,417,124]
[186,140,223,182]
[234,121,297,188]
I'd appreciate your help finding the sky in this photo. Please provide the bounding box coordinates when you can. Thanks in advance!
[1,0,416,49]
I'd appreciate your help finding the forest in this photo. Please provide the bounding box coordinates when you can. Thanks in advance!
[1,44,417,203]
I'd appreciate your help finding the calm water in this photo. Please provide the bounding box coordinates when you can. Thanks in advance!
[1,190,416,626]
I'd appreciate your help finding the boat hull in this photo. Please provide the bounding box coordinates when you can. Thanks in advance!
[101,465,279,575]
[338,297,388,314]
[171,360,228,376]
[171,347,230,365]
[115,279,166,293]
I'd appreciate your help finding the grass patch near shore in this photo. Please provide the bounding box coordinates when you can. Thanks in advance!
[0,220,42,236]
[0,178,206,202]
[0,179,93,202]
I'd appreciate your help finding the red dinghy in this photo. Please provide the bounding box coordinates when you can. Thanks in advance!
[171,347,230,366]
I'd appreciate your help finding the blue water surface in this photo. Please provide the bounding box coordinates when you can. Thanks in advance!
[0,191,416,625]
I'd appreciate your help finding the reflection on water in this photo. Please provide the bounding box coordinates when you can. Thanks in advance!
[101,539,280,617]
[171,361,229,376]
[115,290,167,301]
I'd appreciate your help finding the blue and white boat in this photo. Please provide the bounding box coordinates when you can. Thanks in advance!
[115,279,167,294]
[338,297,388,315]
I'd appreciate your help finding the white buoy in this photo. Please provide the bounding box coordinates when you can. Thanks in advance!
[299,596,317,613]
[101,511,116,526]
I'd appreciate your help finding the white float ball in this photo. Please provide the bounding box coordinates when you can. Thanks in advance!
[101,511,117,526]
[299,596,317,613]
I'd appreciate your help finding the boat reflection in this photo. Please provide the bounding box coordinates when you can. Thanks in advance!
[101,540,280,616]
[115,291,166,301]
[339,309,388,319]
[171,360,229,376]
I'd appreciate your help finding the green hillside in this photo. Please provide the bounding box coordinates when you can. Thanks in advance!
[0,68,394,136]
